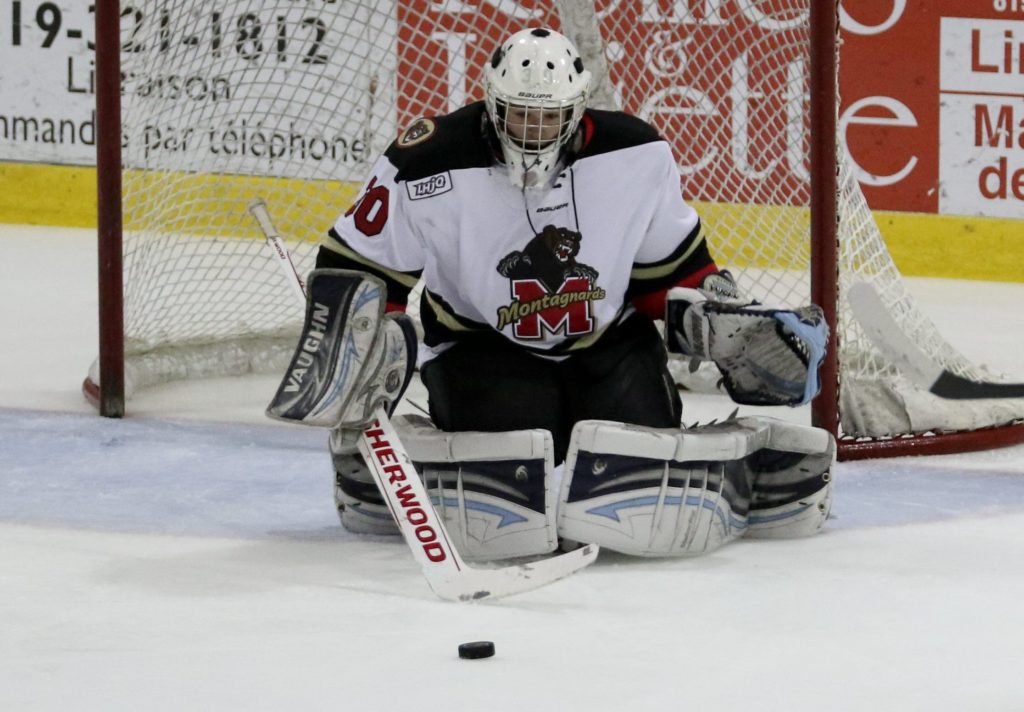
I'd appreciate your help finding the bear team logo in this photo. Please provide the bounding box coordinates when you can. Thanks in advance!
[495,225,606,338]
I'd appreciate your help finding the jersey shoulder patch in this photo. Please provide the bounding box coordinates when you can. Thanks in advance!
[396,117,437,148]
[385,102,494,182]
[575,109,663,159]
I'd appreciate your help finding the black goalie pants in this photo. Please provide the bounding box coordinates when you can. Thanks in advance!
[420,312,683,464]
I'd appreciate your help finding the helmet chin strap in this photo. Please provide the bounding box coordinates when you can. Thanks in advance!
[503,144,560,190]
[520,154,542,189]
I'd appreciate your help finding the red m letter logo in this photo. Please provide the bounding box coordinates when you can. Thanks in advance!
[511,278,594,339]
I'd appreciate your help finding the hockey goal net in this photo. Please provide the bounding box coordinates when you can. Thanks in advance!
[88,0,1024,459]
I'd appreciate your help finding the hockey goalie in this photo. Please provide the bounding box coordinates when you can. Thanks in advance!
[267,27,834,561]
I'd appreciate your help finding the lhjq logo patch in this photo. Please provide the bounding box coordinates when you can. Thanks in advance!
[407,172,452,201]
[495,225,605,339]
[397,118,436,148]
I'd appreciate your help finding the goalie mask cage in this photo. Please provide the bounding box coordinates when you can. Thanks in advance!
[89,0,1024,460]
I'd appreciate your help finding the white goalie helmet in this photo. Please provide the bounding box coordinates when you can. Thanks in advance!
[484,27,592,189]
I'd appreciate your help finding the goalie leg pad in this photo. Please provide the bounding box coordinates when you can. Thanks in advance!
[395,415,558,562]
[746,420,835,539]
[331,428,400,536]
[557,420,761,557]
[267,269,416,428]
[557,417,835,555]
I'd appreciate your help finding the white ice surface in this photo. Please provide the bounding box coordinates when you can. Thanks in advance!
[1,225,1023,711]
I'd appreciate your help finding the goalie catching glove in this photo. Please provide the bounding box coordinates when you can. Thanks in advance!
[665,276,828,406]
[267,269,416,428]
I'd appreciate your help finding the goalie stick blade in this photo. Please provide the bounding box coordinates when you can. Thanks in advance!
[848,282,1024,400]
[930,371,1024,400]
[429,544,599,603]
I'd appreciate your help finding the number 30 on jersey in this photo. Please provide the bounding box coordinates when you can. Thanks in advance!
[346,177,390,237]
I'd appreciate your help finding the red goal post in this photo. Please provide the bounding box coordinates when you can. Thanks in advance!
[89,0,1024,460]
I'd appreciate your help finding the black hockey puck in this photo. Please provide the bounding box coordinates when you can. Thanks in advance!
[458,641,495,659]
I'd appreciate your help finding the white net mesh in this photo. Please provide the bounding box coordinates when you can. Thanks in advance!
[103,0,1023,441]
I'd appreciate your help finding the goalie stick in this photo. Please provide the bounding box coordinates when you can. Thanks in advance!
[847,282,1024,400]
[247,199,599,601]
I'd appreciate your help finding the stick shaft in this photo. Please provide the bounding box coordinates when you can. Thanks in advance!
[249,200,307,305]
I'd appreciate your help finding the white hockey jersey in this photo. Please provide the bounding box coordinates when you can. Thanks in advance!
[321,102,713,362]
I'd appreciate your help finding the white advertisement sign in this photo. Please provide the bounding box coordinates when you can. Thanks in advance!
[0,1,98,165]
[0,1,395,181]
[939,17,1024,218]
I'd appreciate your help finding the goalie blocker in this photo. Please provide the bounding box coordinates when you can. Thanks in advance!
[266,269,416,429]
